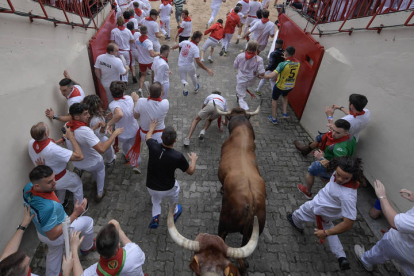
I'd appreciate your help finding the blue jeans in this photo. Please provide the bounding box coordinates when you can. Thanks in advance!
[175,9,182,24]
[308,160,331,180]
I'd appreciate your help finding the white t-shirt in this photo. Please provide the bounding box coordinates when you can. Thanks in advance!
[109,96,140,139]
[159,3,172,21]
[152,56,170,85]
[66,85,85,111]
[233,52,265,84]
[82,243,145,276]
[237,0,250,15]
[135,33,154,65]
[248,1,261,16]
[110,27,134,51]
[387,206,414,264]
[118,0,130,7]
[261,0,270,9]
[313,173,358,221]
[141,19,160,45]
[28,139,72,174]
[94,53,127,87]
[124,18,139,30]
[249,20,275,46]
[341,109,370,142]
[134,98,169,131]
[130,31,141,56]
[179,20,192,37]
[72,126,103,169]
[178,40,200,67]
[89,116,106,139]
[204,94,228,111]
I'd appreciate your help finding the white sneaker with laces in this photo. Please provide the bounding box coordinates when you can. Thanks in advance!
[208,56,213,63]
[183,137,190,146]
[198,129,205,140]
[138,88,143,97]
[354,245,373,271]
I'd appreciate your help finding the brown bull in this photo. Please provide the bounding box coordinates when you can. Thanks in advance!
[167,204,259,276]
[215,103,266,273]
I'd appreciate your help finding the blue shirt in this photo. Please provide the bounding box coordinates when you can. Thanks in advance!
[23,183,67,236]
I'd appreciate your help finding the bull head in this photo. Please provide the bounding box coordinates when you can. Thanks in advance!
[167,204,259,276]
[213,100,262,117]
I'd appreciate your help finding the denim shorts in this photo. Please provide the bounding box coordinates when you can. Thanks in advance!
[315,133,324,143]
[374,198,382,211]
[308,161,331,180]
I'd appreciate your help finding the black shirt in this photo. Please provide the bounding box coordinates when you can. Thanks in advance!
[146,138,190,191]
[266,48,285,71]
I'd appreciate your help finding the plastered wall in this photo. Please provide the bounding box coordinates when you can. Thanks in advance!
[287,9,414,213]
[0,4,111,252]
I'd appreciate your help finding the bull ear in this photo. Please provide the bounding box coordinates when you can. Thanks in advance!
[189,255,201,276]
[224,263,240,276]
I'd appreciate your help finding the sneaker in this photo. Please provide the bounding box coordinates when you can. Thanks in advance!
[297,184,313,199]
[286,213,304,233]
[194,83,200,93]
[79,203,89,217]
[80,238,96,256]
[354,245,374,271]
[338,257,350,270]
[183,83,188,96]
[223,51,228,56]
[174,204,182,222]
[149,215,160,229]
[236,38,239,44]
[106,156,116,167]
[132,166,141,174]
[183,137,190,146]
[95,189,106,203]
[219,47,225,56]
[208,56,213,63]
[255,90,261,96]
[268,115,277,125]
[200,58,204,62]
[132,76,138,83]
[198,129,205,140]
[138,88,143,97]
[166,36,171,41]
[147,70,151,75]
[144,81,150,94]
[282,113,290,119]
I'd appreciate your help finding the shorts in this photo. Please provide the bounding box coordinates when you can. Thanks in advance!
[198,102,222,120]
[374,198,382,211]
[272,86,292,100]
[179,36,190,43]
[308,160,331,180]
[139,63,153,73]
[202,37,219,51]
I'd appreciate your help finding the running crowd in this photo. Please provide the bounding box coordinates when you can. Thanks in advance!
[1,1,414,275]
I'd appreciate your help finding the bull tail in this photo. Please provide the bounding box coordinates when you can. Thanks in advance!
[241,203,255,247]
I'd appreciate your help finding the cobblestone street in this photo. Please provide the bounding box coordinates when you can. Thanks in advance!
[31,39,399,276]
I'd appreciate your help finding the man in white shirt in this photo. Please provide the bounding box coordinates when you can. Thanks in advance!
[71,220,146,276]
[171,31,214,96]
[294,94,370,156]
[158,0,173,40]
[287,156,364,271]
[261,0,270,9]
[355,180,414,275]
[132,1,145,24]
[204,0,224,28]
[234,40,265,110]
[126,22,140,84]
[242,0,262,37]
[123,10,138,30]
[28,122,84,206]
[118,0,130,12]
[141,9,164,52]
[175,9,192,44]
[152,45,171,99]
[129,82,169,168]
[135,26,160,96]
[183,91,228,146]
[68,103,124,202]
[110,16,135,83]
[45,71,86,123]
[236,0,250,44]
[94,43,129,103]
[244,9,275,52]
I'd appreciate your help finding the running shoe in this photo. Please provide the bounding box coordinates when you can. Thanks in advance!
[286,213,304,233]
[268,115,277,125]
[223,51,228,56]
[200,58,205,62]
[183,137,190,146]
[194,83,200,93]
[174,204,182,222]
[282,113,290,119]
[297,184,312,199]
[255,89,261,96]
[132,76,138,83]
[338,257,351,270]
[149,215,160,229]
[183,82,188,96]
[208,56,213,63]
[138,88,143,97]
[132,166,141,174]
[354,245,374,271]
[198,129,205,140]
[219,47,225,56]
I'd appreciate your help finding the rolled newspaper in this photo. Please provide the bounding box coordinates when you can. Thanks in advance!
[62,216,71,258]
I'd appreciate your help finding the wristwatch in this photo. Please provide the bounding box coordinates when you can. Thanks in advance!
[339,106,344,111]
[53,115,58,120]
[16,225,26,231]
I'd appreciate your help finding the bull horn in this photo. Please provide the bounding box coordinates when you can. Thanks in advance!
[213,100,231,115]
[167,203,200,252]
[226,216,259,259]
[246,100,262,116]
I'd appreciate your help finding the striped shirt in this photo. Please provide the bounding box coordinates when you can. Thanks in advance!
[173,0,185,10]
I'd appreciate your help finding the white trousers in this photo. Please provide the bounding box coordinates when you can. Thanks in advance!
[82,160,105,196]
[119,50,131,67]
[243,17,256,35]
[162,82,170,99]
[222,33,234,52]
[55,170,83,204]
[257,70,276,92]
[292,200,346,259]
[160,18,171,36]
[131,49,139,67]
[202,38,219,51]
[236,79,256,111]
[104,86,114,104]
[179,64,198,88]
[208,5,221,25]
[99,135,115,163]
[147,181,180,217]
[119,136,136,156]
[37,216,94,276]
[362,232,414,275]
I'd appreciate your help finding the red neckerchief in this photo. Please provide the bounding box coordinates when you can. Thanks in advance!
[131,30,136,35]
[139,34,148,43]
[334,175,360,189]
[28,268,32,276]
[124,19,130,24]
[66,86,81,99]
[190,40,198,45]
[135,8,142,17]
[318,131,350,152]
[147,97,162,102]
[350,110,365,118]
[113,96,126,101]
[117,25,126,31]
[183,16,192,22]
[26,186,60,203]
[96,247,124,276]
[145,16,154,21]
[244,0,249,3]
[33,138,55,154]
[126,127,164,167]
[66,120,88,131]
[261,18,270,24]
[245,51,256,60]
[162,0,168,5]
[161,56,168,63]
